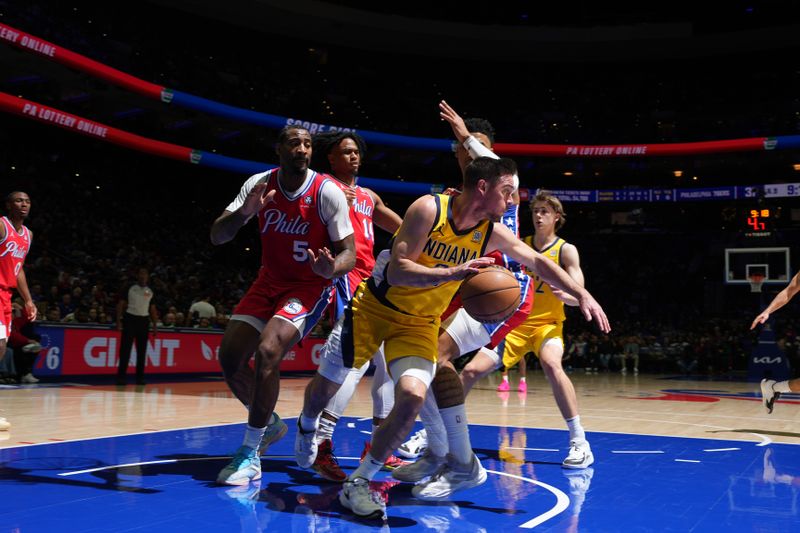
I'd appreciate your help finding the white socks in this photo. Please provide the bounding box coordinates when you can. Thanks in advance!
[299,413,318,433]
[440,404,473,465]
[350,451,383,481]
[243,424,266,449]
[774,381,792,393]
[566,415,586,442]
[316,412,338,443]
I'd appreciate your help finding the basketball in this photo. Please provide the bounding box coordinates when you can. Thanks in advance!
[460,265,521,323]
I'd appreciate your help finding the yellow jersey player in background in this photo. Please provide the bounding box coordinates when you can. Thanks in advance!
[497,191,595,469]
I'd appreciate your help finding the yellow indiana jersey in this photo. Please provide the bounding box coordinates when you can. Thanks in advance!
[366,194,493,319]
[525,235,567,322]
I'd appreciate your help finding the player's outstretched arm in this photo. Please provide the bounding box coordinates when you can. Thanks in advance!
[551,243,584,306]
[489,223,610,332]
[751,271,800,329]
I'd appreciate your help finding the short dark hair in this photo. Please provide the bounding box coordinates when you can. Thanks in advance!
[464,118,495,145]
[463,157,517,189]
[311,131,367,174]
[277,125,310,145]
[5,191,28,203]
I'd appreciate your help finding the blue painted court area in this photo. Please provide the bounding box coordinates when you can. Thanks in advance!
[1,418,798,532]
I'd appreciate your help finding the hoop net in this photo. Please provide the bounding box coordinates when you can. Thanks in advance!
[749,274,765,293]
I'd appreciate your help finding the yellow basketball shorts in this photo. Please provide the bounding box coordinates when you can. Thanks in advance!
[501,320,564,369]
[344,286,441,370]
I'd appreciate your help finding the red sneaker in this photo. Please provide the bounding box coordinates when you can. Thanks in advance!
[312,439,346,482]
[361,441,411,470]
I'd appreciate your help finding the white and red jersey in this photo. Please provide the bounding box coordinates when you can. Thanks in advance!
[226,168,352,288]
[0,216,31,290]
[328,179,376,320]
[330,179,376,289]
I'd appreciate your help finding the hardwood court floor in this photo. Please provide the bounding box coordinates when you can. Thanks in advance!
[2,372,799,532]
[1,372,797,447]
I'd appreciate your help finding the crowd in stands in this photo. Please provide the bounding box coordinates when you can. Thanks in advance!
[2,1,800,383]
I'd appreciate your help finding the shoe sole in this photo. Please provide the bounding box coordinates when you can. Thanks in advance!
[312,464,346,482]
[562,453,595,470]
[338,493,385,520]
[217,469,262,486]
[412,465,488,501]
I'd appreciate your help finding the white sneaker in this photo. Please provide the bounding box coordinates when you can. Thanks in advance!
[761,379,780,414]
[217,445,261,486]
[0,417,9,431]
[563,439,594,469]
[294,419,318,468]
[621,368,627,375]
[397,428,428,459]
[411,453,487,501]
[22,342,42,353]
[339,476,386,520]
[21,373,39,384]
[633,368,639,375]
[392,448,446,482]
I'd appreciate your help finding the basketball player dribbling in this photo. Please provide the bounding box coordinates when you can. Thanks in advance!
[0,191,37,432]
[295,155,609,520]
[210,126,356,486]
[306,130,406,481]
[394,100,535,484]
[751,270,800,413]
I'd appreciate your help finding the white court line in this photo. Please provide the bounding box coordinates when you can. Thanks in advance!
[675,459,701,463]
[505,447,560,452]
[357,417,371,422]
[612,450,665,454]
[703,447,741,452]
[485,470,569,529]
[346,423,356,428]
[359,430,371,435]
[60,456,569,530]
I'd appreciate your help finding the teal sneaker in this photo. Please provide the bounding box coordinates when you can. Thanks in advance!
[258,413,288,455]
[217,445,261,486]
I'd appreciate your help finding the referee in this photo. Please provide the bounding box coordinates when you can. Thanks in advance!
[116,267,158,385]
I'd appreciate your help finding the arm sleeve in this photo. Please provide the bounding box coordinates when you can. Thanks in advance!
[225,172,269,214]
[463,136,519,190]
[319,180,354,242]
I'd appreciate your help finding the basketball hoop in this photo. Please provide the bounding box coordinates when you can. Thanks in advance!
[748,274,765,293]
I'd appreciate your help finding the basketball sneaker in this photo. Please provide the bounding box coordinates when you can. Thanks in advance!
[22,342,42,353]
[217,445,261,486]
[21,373,39,384]
[518,380,527,394]
[257,413,288,455]
[312,439,346,482]
[563,439,594,469]
[294,419,318,468]
[360,441,410,470]
[398,428,428,459]
[339,476,387,520]
[392,448,446,482]
[0,417,10,431]
[497,379,510,392]
[761,379,780,414]
[412,453,487,500]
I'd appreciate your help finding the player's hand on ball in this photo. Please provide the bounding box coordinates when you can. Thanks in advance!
[452,257,495,280]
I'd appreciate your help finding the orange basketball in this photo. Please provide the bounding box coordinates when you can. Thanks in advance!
[460,265,521,323]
